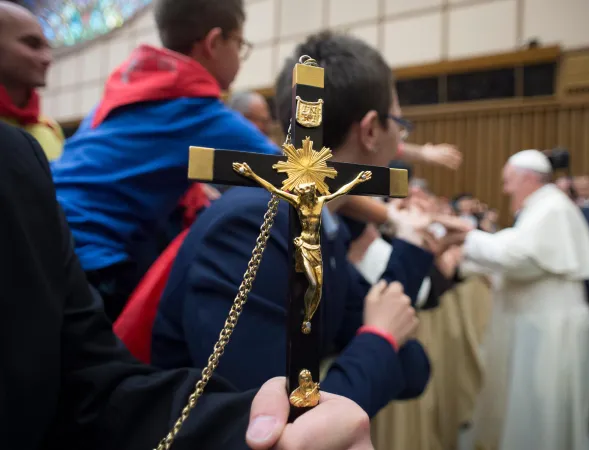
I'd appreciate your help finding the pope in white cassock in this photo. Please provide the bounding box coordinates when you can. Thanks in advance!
[463,150,589,450]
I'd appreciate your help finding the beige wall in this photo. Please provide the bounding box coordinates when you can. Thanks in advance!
[43,0,589,122]
[42,9,159,122]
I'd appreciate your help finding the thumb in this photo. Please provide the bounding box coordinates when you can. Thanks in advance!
[246,377,290,449]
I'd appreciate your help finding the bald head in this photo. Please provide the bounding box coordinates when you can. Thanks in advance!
[0,1,30,18]
[0,2,39,37]
[0,1,51,92]
[228,91,272,135]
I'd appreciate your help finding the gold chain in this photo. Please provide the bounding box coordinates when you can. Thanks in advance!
[154,126,292,449]
[155,194,279,450]
[154,194,280,450]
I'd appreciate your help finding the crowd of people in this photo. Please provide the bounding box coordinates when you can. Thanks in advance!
[1,0,589,449]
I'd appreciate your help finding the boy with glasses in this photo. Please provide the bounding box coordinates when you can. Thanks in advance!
[51,0,277,321]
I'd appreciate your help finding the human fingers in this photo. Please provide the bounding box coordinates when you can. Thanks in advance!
[419,229,437,245]
[439,145,462,169]
[247,377,290,449]
[276,392,373,450]
[393,297,418,346]
[365,280,388,305]
[403,315,420,340]
[383,280,404,297]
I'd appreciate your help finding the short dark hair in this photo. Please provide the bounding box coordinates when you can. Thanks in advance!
[275,31,394,150]
[154,0,245,54]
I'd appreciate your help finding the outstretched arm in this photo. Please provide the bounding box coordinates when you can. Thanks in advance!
[398,142,462,170]
[233,162,298,205]
[322,171,372,202]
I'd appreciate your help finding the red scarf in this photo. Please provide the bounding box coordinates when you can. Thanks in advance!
[0,85,40,125]
[92,45,221,128]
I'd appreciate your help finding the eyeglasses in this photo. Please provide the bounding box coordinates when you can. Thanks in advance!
[387,114,413,140]
[229,35,253,61]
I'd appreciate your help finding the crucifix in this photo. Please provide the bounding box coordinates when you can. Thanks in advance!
[155,56,408,450]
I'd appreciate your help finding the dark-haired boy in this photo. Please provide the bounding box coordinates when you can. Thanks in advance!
[152,31,434,418]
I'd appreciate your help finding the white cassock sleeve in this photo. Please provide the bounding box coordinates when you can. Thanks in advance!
[463,228,546,280]
[464,191,589,281]
[458,258,495,278]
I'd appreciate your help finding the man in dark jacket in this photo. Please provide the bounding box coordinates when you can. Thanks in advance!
[0,120,373,450]
[152,31,433,418]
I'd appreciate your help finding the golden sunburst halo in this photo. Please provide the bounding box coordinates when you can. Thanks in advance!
[272,137,338,195]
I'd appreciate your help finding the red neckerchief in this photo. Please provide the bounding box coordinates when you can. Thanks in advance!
[179,183,211,229]
[0,85,40,125]
[92,45,221,128]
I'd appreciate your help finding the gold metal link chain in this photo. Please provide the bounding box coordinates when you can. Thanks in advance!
[154,184,282,450]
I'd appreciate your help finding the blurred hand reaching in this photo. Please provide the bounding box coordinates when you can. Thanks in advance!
[421,143,463,170]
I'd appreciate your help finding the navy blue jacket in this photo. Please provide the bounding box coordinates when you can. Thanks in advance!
[152,187,433,417]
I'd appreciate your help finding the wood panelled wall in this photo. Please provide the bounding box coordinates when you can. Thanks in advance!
[404,98,589,226]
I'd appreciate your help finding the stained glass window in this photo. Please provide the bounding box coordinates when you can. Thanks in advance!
[24,0,152,48]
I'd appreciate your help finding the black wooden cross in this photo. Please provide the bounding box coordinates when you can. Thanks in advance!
[187,58,407,421]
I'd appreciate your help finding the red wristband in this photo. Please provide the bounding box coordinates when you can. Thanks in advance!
[396,142,404,157]
[356,325,399,352]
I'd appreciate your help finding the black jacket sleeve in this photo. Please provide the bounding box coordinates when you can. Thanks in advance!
[0,123,254,450]
[56,215,254,450]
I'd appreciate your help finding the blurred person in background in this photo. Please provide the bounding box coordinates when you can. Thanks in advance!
[454,149,589,450]
[452,193,479,229]
[574,175,589,207]
[451,193,498,232]
[574,176,589,223]
[0,1,64,160]
[228,90,272,136]
[555,174,573,195]
[555,175,589,224]
[478,207,499,233]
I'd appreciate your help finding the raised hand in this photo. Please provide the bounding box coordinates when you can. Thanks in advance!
[363,281,418,348]
[421,143,462,170]
[438,230,469,249]
[388,201,432,232]
[384,200,434,248]
[419,229,443,255]
[233,162,253,177]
